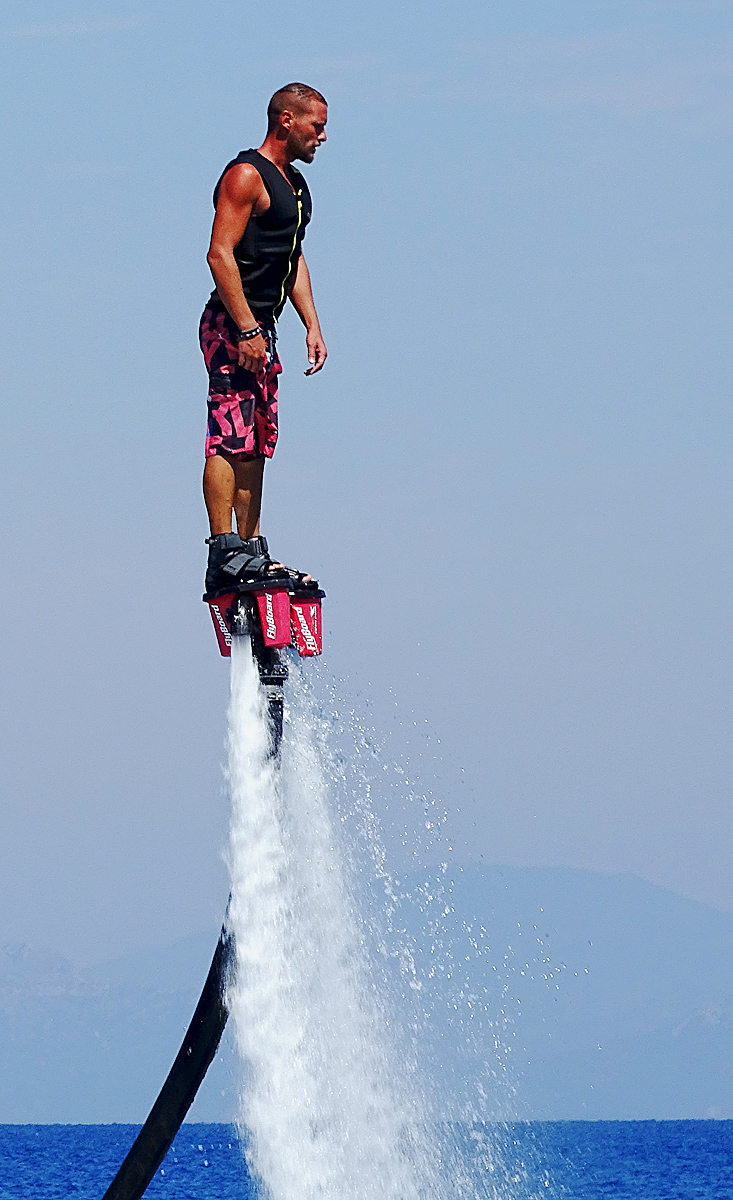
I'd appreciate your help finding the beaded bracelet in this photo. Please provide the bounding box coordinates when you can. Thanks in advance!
[236,325,262,341]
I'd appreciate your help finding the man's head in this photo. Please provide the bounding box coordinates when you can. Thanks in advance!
[267,83,328,163]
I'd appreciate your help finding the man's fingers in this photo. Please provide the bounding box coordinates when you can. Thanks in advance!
[239,351,266,372]
[304,343,327,375]
[236,332,267,373]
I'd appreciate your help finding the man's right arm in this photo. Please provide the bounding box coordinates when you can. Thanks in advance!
[206,164,268,372]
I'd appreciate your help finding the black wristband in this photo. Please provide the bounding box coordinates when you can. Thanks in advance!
[236,325,262,342]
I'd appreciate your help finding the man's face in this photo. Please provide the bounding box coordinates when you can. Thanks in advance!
[285,102,328,163]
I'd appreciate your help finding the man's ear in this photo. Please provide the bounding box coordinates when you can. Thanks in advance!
[279,109,294,132]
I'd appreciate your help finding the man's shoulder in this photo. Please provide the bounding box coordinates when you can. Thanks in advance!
[218,158,268,201]
[225,159,265,181]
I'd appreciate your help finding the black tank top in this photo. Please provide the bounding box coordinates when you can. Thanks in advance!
[212,149,312,321]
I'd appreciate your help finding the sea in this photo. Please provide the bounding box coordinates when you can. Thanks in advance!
[1,1120,733,1199]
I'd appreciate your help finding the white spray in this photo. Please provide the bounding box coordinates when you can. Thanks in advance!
[225,638,446,1200]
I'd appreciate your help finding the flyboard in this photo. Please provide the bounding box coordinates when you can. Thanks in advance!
[101,577,324,1200]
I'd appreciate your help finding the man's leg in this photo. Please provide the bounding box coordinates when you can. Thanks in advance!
[203,452,267,538]
[203,453,237,536]
[233,456,265,540]
[230,454,311,581]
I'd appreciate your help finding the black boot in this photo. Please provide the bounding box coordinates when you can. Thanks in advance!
[205,532,291,596]
[204,532,245,595]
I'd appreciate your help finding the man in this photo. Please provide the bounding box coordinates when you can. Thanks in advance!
[200,83,328,597]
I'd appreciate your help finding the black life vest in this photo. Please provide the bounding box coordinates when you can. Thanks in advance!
[213,149,312,320]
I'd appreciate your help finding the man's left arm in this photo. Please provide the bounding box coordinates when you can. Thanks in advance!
[289,254,327,376]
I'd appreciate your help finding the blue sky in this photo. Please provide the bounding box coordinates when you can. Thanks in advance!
[0,0,732,965]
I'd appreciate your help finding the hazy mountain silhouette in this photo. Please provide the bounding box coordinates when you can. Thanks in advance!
[4,866,733,1121]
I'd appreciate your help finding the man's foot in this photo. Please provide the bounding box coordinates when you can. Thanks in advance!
[204,533,289,596]
[255,535,318,590]
[279,565,319,590]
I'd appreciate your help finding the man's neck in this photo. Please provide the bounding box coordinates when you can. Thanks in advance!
[256,135,293,177]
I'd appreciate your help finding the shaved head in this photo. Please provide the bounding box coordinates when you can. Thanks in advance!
[267,83,327,133]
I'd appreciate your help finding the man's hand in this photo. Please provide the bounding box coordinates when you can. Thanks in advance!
[305,328,327,375]
[238,331,267,373]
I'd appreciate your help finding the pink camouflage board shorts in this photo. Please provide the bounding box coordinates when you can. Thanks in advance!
[199,297,281,459]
